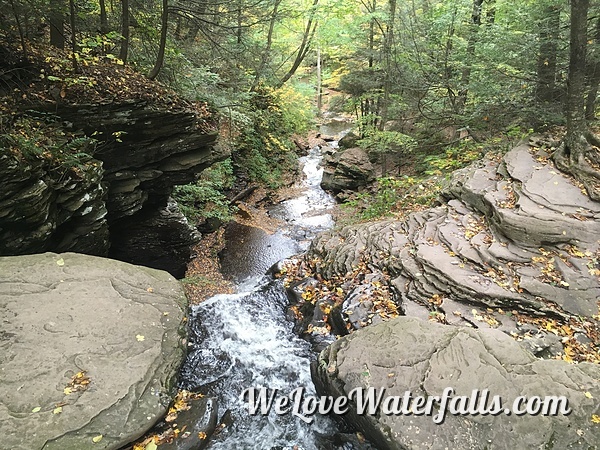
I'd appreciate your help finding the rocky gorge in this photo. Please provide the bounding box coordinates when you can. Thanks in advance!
[1,45,599,448]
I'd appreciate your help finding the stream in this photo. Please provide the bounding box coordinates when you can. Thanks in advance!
[178,118,357,449]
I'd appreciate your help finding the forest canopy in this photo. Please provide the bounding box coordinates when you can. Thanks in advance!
[1,0,600,203]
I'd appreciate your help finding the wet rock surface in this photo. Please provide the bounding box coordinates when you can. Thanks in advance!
[313,316,600,450]
[0,252,187,450]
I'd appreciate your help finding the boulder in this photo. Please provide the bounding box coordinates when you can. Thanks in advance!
[313,316,600,450]
[338,131,360,149]
[0,252,188,450]
[321,147,375,193]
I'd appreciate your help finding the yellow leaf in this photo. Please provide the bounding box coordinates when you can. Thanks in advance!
[53,406,63,414]
[32,406,41,413]
[145,441,157,450]
[198,432,207,440]
[56,258,65,266]
[92,435,103,443]
[584,392,593,399]
[592,414,600,424]
[136,335,145,342]
[64,387,73,395]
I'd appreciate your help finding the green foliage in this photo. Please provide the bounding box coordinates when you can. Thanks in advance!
[0,117,97,177]
[172,159,236,224]
[357,129,417,155]
[422,141,483,176]
[234,85,310,188]
[342,175,439,221]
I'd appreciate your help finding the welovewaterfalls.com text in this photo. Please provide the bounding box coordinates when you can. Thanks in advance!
[240,387,572,424]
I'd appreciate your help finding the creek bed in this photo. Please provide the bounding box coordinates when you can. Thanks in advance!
[178,120,356,449]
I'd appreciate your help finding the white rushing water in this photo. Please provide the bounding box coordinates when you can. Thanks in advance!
[179,119,356,449]
[180,280,337,449]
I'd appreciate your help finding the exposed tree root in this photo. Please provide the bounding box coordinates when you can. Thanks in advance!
[553,131,600,201]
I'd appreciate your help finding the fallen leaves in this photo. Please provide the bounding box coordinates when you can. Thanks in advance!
[64,370,91,395]
[132,390,207,449]
[283,256,400,336]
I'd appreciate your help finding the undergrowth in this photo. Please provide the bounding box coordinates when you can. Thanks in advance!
[0,115,97,179]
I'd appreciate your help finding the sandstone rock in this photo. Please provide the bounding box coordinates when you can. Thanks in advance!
[321,147,375,193]
[313,317,600,450]
[0,143,109,256]
[0,252,188,450]
[338,131,360,149]
[156,397,218,450]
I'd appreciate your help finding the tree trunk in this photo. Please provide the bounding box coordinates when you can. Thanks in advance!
[119,0,129,63]
[276,0,319,87]
[535,3,560,103]
[69,0,78,72]
[252,0,282,89]
[49,0,65,49]
[565,0,588,152]
[554,0,600,201]
[379,0,396,131]
[585,17,600,120]
[147,0,169,80]
[9,0,28,60]
[456,0,483,113]
[368,0,376,68]
[237,0,243,45]
[99,0,108,34]
[316,46,322,113]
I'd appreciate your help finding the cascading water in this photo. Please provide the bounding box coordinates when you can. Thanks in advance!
[178,119,357,449]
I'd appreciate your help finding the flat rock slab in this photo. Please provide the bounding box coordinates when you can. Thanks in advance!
[313,317,600,450]
[0,252,187,450]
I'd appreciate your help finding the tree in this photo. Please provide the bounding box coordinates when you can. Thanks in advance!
[455,0,483,113]
[252,0,282,89]
[585,15,600,120]
[49,0,65,49]
[99,0,108,35]
[119,0,129,63]
[68,0,78,71]
[553,0,600,201]
[276,0,320,87]
[148,0,169,80]
[535,2,561,103]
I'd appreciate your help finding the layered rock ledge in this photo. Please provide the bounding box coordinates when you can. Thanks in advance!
[0,100,228,277]
[300,141,599,343]
[282,138,600,448]
[0,252,187,450]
